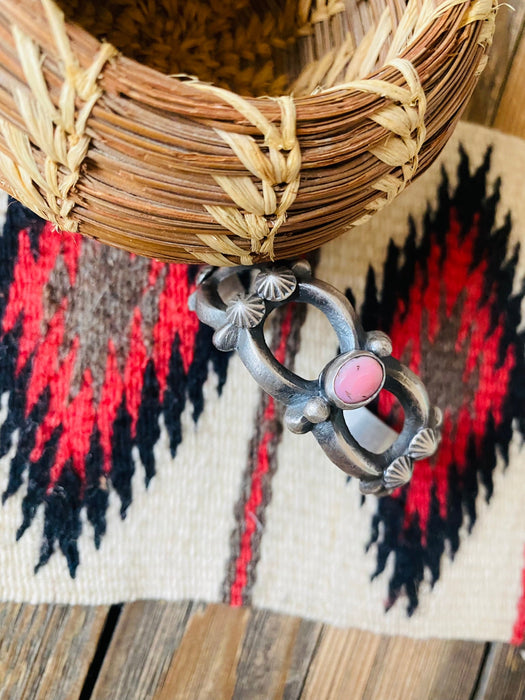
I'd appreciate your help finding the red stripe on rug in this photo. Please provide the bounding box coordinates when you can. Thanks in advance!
[227,305,295,607]
[229,397,277,606]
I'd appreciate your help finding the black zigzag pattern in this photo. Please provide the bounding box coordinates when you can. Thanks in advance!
[0,201,232,576]
[356,148,525,615]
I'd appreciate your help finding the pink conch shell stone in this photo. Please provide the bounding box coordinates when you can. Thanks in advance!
[333,355,384,405]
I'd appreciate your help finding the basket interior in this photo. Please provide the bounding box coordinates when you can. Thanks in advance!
[55,0,412,97]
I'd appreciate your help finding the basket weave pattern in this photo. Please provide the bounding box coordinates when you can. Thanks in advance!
[0,0,496,264]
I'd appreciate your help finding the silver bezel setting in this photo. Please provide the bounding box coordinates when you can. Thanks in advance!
[322,350,386,410]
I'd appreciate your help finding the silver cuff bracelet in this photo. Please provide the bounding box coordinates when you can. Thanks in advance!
[190,259,441,496]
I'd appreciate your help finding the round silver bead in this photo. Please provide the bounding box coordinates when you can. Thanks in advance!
[303,396,331,424]
[284,406,311,434]
[196,265,215,286]
[213,324,240,352]
[431,406,443,430]
[365,330,393,358]
[291,259,312,281]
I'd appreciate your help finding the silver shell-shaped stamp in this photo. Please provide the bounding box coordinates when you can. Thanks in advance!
[226,293,266,328]
[255,268,297,302]
[408,428,438,460]
[383,455,413,490]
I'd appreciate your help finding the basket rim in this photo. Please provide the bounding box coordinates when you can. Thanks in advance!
[50,0,478,118]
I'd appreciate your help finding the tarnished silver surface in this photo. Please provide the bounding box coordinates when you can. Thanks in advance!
[190,260,441,496]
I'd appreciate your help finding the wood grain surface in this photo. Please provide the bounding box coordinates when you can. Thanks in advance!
[0,604,108,700]
[91,602,199,700]
[477,644,525,700]
[1,4,525,699]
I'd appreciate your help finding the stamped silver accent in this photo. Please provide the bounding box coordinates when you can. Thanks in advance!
[255,268,297,301]
[408,427,439,460]
[383,455,414,490]
[192,261,441,496]
[225,293,266,328]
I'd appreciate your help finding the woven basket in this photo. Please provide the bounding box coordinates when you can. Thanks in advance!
[0,0,495,265]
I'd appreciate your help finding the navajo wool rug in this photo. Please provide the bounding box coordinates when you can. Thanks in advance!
[0,122,524,644]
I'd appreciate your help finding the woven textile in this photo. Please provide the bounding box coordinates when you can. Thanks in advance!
[0,122,524,644]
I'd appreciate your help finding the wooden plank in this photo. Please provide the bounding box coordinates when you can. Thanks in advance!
[232,611,322,700]
[301,632,485,700]
[0,603,108,700]
[92,603,322,700]
[476,643,525,700]
[464,3,525,127]
[301,627,382,700]
[91,600,197,700]
[494,24,525,138]
[425,640,489,700]
[361,638,486,700]
[153,604,250,700]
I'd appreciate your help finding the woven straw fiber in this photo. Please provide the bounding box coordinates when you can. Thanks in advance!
[0,0,496,265]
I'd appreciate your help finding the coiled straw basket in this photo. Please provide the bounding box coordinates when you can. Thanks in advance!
[0,0,495,265]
